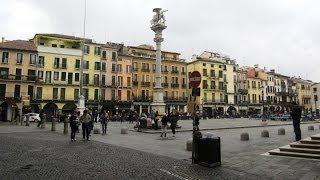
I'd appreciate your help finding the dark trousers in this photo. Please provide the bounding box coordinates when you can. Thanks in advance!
[171,123,176,135]
[37,119,43,127]
[293,121,301,141]
[71,127,77,140]
[82,123,90,140]
[101,123,107,134]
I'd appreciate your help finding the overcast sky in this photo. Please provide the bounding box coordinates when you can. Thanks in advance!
[1,0,319,81]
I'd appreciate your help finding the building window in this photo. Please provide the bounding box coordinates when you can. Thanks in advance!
[203,69,207,76]
[83,74,89,85]
[52,44,57,47]
[94,62,101,70]
[15,69,22,80]
[127,77,131,87]
[117,64,122,72]
[61,58,67,69]
[27,85,34,99]
[1,52,9,63]
[94,47,101,55]
[126,65,131,73]
[94,89,99,100]
[30,54,37,65]
[45,71,52,83]
[101,62,106,71]
[54,72,59,80]
[54,58,60,68]
[60,88,65,100]
[61,72,66,81]
[112,76,116,86]
[112,64,116,72]
[102,75,106,86]
[101,89,105,100]
[83,88,89,100]
[83,61,89,69]
[127,90,131,100]
[75,73,79,82]
[218,71,223,78]
[16,53,23,64]
[203,63,206,66]
[118,76,123,86]
[118,90,123,100]
[111,90,116,100]
[75,59,80,68]
[94,74,99,86]
[14,85,20,98]
[28,69,36,81]
[102,51,107,59]
[38,56,45,67]
[74,89,79,100]
[36,87,42,99]
[38,70,43,79]
[84,45,90,54]
[112,52,117,61]
[60,45,65,48]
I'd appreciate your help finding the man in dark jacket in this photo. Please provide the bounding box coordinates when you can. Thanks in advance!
[69,111,79,141]
[160,113,168,138]
[193,112,200,132]
[290,102,302,141]
[170,110,179,137]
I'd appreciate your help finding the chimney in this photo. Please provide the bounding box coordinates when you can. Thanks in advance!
[1,37,4,43]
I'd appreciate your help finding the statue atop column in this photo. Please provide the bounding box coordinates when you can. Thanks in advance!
[151,8,167,30]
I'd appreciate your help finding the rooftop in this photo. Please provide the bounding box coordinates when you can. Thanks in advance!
[0,40,37,52]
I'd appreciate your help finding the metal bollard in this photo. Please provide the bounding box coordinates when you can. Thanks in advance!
[51,117,56,131]
[41,116,46,129]
[25,115,30,126]
[63,118,68,134]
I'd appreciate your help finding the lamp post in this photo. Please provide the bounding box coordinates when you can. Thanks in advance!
[150,8,167,115]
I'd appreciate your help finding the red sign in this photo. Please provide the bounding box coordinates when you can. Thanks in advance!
[189,71,201,88]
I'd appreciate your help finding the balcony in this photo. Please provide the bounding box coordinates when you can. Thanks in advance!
[162,70,169,74]
[171,83,179,88]
[302,95,311,99]
[141,68,150,72]
[132,68,139,72]
[238,89,248,95]
[141,81,151,87]
[164,97,188,102]
[162,83,169,88]
[133,96,152,102]
[181,72,186,75]
[133,81,139,86]
[182,84,187,88]
[171,70,179,74]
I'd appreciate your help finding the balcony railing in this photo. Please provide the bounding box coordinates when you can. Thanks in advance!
[133,81,139,86]
[133,96,152,102]
[182,84,187,88]
[141,68,150,72]
[164,97,188,102]
[238,89,248,95]
[171,70,179,74]
[132,68,139,72]
[141,81,151,87]
[162,70,169,73]
[162,83,169,88]
[171,83,179,88]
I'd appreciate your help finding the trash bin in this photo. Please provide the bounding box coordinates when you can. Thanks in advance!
[192,133,221,167]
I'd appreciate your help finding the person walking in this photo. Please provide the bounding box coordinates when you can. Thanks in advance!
[160,113,168,138]
[100,110,108,135]
[69,111,79,141]
[290,102,302,141]
[154,111,159,130]
[37,111,44,128]
[80,110,92,141]
[170,110,179,137]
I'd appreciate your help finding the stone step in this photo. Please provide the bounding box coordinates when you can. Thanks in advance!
[311,136,320,141]
[300,140,320,145]
[290,143,320,149]
[269,149,320,159]
[279,147,320,155]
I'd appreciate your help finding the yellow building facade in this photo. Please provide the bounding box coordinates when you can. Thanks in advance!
[129,45,187,114]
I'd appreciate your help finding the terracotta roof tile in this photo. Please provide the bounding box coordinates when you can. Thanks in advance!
[0,40,37,52]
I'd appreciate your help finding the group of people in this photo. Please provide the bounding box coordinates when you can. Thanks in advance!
[68,110,111,141]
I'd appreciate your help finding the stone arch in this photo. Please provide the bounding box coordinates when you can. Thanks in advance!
[227,106,237,116]
[43,102,58,121]
[62,102,77,114]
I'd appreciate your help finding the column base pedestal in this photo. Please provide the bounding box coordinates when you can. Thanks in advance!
[151,88,166,115]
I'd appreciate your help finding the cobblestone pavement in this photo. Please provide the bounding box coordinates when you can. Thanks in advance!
[0,131,265,180]
[1,120,320,179]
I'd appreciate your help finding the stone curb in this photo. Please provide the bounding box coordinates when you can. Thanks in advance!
[131,121,320,134]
